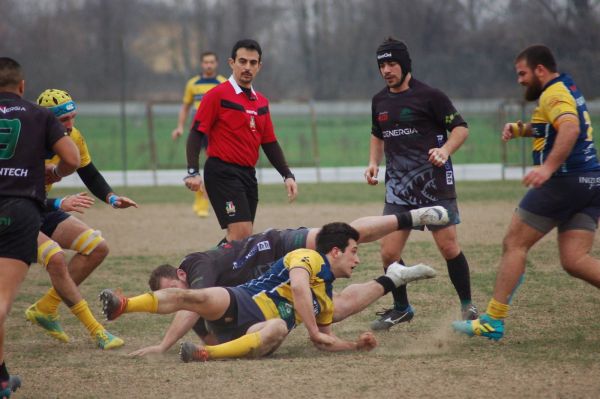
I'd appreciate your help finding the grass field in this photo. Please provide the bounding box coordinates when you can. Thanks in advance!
[74,113,600,171]
[7,182,600,398]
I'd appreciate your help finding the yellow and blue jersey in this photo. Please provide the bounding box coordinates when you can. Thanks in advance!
[239,248,335,330]
[530,73,600,175]
[45,127,91,192]
[183,74,227,110]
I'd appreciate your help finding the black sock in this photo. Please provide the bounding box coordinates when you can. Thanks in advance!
[446,251,472,306]
[0,362,8,382]
[395,212,413,229]
[374,276,396,295]
[390,258,409,310]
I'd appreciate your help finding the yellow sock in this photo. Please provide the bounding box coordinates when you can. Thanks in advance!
[125,293,158,314]
[194,191,209,215]
[36,287,62,314]
[70,300,104,336]
[486,298,510,320]
[205,332,262,360]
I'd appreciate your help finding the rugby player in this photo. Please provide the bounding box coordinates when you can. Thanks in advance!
[101,222,437,361]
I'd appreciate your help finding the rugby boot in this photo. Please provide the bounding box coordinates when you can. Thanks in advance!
[95,330,125,350]
[370,305,415,331]
[452,313,504,341]
[461,303,479,321]
[385,262,437,287]
[25,304,69,343]
[0,375,21,398]
[99,289,128,321]
[180,342,210,363]
[409,205,450,226]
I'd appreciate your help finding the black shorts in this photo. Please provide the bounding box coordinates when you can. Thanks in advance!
[518,172,600,233]
[205,286,266,343]
[40,209,71,237]
[0,197,42,265]
[383,198,460,231]
[204,157,258,229]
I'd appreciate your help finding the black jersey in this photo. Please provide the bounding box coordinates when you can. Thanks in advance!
[371,79,467,206]
[179,228,309,289]
[0,92,67,205]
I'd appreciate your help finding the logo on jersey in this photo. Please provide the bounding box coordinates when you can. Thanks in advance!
[382,128,418,138]
[249,115,256,130]
[225,201,236,216]
[398,107,414,122]
[232,240,272,270]
[444,112,460,125]
[377,111,389,122]
[312,298,321,315]
[277,302,293,320]
[0,106,26,114]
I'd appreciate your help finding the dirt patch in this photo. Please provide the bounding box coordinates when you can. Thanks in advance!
[6,199,600,398]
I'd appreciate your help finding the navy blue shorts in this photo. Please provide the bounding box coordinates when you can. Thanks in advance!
[518,172,600,233]
[40,209,71,237]
[383,198,460,231]
[205,286,265,343]
[0,197,42,265]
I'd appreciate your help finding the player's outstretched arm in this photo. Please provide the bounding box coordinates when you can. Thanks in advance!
[129,310,201,357]
[311,324,378,352]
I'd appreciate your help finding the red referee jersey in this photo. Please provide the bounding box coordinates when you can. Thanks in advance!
[192,76,277,167]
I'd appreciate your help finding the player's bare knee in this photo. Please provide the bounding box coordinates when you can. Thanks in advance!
[262,319,288,347]
[90,240,109,262]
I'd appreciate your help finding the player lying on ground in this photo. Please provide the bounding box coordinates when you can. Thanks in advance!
[124,205,448,356]
[100,222,436,361]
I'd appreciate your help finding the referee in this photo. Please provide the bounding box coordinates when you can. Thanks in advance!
[184,39,297,242]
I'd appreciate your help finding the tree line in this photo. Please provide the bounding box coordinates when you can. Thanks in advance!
[1,0,599,101]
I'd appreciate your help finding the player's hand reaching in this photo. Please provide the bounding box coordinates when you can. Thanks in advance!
[364,164,379,185]
[108,194,138,209]
[60,192,94,213]
[128,345,165,357]
[356,331,378,351]
[428,147,449,167]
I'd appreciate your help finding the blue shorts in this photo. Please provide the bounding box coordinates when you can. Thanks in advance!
[383,198,460,231]
[518,172,600,233]
[205,286,265,343]
[40,209,71,237]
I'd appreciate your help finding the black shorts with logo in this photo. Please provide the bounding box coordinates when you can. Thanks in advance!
[204,157,258,229]
[0,197,42,265]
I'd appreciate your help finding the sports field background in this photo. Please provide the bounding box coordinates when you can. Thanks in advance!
[74,111,600,172]
[7,182,600,398]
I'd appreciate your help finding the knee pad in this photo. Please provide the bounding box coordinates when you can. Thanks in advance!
[70,229,105,255]
[38,240,64,268]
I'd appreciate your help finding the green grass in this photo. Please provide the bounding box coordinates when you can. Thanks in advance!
[50,180,528,205]
[74,113,600,170]
[7,181,600,398]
